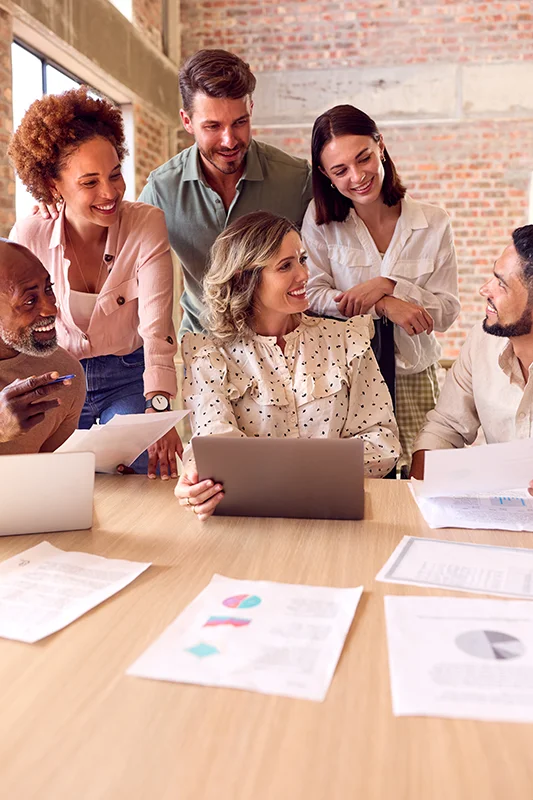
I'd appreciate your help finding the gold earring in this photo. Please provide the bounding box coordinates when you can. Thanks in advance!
[381,155,386,163]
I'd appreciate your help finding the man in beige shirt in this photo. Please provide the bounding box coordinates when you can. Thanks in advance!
[411,224,533,478]
[0,239,85,454]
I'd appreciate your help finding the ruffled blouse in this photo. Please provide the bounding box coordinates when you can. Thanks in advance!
[182,316,400,478]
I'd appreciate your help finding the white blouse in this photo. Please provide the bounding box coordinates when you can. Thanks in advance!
[182,316,400,478]
[301,195,461,375]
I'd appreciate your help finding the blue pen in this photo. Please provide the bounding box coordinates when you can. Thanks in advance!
[45,373,76,385]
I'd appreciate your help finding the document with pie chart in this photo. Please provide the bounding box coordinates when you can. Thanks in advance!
[128,574,362,701]
[385,595,533,723]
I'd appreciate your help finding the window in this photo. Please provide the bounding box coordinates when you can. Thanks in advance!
[11,41,134,219]
[108,0,132,20]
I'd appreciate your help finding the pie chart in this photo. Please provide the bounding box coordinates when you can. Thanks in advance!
[222,594,261,609]
[455,630,525,660]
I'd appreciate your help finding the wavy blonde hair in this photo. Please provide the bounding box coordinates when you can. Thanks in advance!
[202,211,300,344]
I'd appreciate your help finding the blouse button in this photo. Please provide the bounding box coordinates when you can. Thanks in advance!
[82,334,89,341]
[104,254,113,262]
[167,335,174,345]
[117,296,125,305]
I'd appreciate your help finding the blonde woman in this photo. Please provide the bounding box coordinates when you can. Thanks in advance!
[175,211,400,520]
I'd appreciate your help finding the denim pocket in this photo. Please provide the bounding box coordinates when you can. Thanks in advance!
[119,348,145,368]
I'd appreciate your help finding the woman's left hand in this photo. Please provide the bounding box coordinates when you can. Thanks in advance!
[334,277,395,317]
[147,427,183,480]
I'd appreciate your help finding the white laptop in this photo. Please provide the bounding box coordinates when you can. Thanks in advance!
[0,452,95,536]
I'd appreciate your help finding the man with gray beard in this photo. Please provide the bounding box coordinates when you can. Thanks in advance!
[0,240,85,453]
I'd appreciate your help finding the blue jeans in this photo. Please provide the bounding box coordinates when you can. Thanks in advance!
[78,347,148,473]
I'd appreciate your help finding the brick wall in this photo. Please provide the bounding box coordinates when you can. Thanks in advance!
[134,103,172,197]
[0,9,13,238]
[132,0,164,51]
[181,0,533,68]
[180,0,533,359]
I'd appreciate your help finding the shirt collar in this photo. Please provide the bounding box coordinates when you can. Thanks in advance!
[399,194,429,232]
[182,140,264,185]
[498,337,527,386]
[49,204,66,250]
[48,201,119,262]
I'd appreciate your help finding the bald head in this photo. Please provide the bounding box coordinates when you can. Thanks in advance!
[0,239,48,294]
[0,239,57,359]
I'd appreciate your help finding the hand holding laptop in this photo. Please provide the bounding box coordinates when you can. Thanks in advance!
[0,372,72,443]
[175,460,224,521]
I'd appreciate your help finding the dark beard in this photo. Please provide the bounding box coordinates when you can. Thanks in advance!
[483,306,533,338]
[199,144,249,176]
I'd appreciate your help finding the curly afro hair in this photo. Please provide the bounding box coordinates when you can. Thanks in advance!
[8,86,127,204]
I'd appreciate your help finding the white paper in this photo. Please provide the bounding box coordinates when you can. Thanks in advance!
[419,438,533,498]
[0,542,150,643]
[410,482,533,530]
[128,574,362,702]
[57,410,189,473]
[385,595,533,722]
[377,536,533,599]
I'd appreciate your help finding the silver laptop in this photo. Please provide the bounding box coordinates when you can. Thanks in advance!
[192,436,364,520]
[0,452,95,536]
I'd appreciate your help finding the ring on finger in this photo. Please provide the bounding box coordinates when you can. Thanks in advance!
[185,497,191,506]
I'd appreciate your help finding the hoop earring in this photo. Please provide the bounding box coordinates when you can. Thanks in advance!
[330,182,337,190]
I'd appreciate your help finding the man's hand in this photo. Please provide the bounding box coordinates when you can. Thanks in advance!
[0,372,69,443]
[375,296,434,336]
[147,426,183,480]
[31,200,61,220]
[409,450,427,480]
[175,462,224,521]
[334,277,395,317]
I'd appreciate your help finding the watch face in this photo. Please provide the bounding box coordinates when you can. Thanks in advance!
[151,394,169,411]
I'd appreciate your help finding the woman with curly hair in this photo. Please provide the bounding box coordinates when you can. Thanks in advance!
[174,210,400,520]
[8,86,182,477]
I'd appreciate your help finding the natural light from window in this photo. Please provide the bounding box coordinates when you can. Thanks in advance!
[11,42,134,219]
[108,0,132,20]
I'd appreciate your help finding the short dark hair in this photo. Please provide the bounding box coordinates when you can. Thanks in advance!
[179,49,257,114]
[311,105,406,226]
[513,224,533,285]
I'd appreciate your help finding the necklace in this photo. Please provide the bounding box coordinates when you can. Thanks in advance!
[65,224,105,294]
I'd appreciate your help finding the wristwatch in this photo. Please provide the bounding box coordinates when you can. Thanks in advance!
[145,394,171,412]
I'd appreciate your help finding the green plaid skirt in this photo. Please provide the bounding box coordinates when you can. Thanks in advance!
[395,363,440,468]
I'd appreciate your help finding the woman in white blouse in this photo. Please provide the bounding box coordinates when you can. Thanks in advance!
[175,211,400,519]
[301,105,460,467]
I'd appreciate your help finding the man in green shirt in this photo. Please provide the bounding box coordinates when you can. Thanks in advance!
[138,49,312,338]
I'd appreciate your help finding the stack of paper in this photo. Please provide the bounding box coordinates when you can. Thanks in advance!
[385,595,533,723]
[57,410,189,473]
[0,542,150,643]
[412,438,533,530]
[377,536,533,599]
[128,574,362,701]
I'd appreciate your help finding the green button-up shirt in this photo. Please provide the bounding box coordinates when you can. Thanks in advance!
[138,139,312,337]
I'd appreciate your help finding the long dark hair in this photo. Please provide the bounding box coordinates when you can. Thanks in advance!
[311,105,406,225]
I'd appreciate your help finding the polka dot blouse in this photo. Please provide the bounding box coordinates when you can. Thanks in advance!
[182,316,400,478]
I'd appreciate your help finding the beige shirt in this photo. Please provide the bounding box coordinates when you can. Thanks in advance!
[414,322,533,451]
[301,195,460,375]
[183,316,400,478]
[0,347,85,454]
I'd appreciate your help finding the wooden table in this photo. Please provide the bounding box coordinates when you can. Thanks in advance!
[1,476,532,800]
